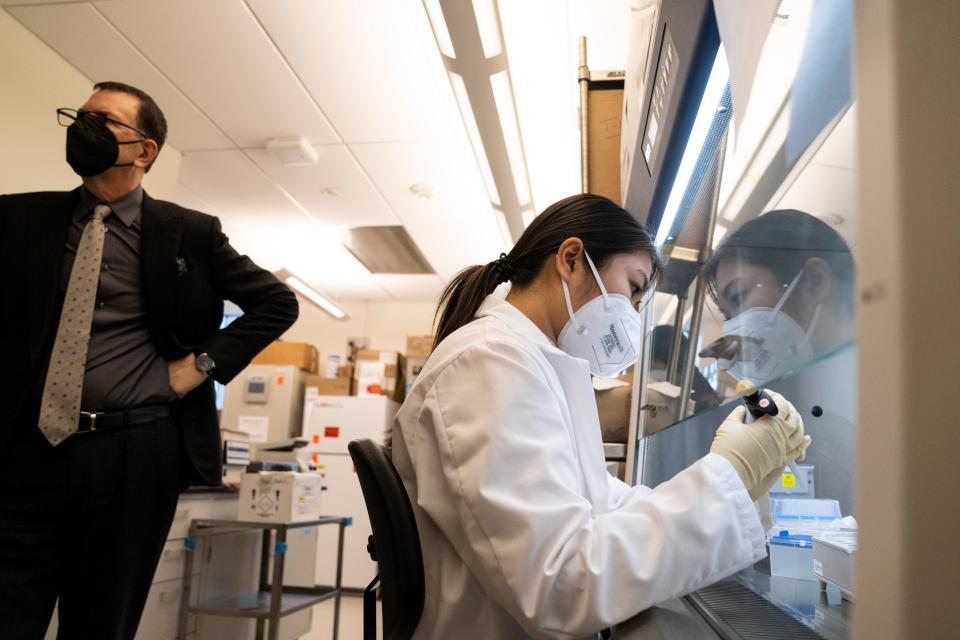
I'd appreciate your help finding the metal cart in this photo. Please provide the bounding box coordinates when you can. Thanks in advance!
[176,516,349,640]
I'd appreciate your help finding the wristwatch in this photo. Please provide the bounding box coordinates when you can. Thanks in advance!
[195,353,216,377]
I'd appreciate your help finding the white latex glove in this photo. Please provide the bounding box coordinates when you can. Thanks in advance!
[710,391,811,500]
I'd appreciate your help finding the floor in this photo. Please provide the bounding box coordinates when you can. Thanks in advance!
[302,593,376,640]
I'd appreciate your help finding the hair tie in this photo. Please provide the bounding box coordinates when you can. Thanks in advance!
[492,252,515,284]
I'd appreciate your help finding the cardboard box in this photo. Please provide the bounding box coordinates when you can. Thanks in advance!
[336,364,354,379]
[404,356,427,393]
[355,350,406,402]
[595,382,690,442]
[305,375,352,397]
[252,341,319,374]
[587,85,624,204]
[405,335,435,358]
[238,472,323,523]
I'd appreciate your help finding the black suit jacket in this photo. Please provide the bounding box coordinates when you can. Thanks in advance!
[0,187,299,485]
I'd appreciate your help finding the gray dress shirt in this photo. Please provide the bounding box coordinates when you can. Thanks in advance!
[61,186,176,412]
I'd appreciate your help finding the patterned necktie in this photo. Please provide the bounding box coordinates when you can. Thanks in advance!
[38,204,111,445]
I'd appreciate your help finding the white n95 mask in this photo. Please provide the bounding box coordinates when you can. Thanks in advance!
[557,251,642,378]
[719,269,820,384]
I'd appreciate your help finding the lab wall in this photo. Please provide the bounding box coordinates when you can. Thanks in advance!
[0,8,181,200]
[281,299,438,365]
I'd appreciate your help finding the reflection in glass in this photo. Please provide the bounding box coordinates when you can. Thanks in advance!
[699,209,855,393]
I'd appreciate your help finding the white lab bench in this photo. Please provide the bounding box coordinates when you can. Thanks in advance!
[43,489,314,640]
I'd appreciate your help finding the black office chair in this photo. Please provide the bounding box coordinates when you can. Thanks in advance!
[348,439,425,640]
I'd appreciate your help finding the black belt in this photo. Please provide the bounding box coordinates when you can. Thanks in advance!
[76,405,172,434]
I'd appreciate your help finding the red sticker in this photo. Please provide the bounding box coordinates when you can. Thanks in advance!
[312,434,320,444]
[312,453,319,464]
[276,375,285,386]
[324,426,340,438]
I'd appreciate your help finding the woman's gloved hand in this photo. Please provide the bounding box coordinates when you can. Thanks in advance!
[710,391,812,500]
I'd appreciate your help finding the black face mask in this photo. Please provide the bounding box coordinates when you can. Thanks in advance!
[65,112,142,177]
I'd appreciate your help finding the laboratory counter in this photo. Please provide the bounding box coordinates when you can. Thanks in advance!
[613,567,850,639]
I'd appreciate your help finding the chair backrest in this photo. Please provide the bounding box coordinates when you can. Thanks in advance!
[348,438,425,640]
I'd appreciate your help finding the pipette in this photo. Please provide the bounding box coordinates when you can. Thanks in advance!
[736,380,798,477]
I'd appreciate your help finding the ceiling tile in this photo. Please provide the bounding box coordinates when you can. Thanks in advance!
[776,162,857,246]
[245,145,399,227]
[173,181,221,215]
[6,2,233,151]
[374,275,446,302]
[247,0,460,144]
[221,219,390,301]
[811,104,857,171]
[178,149,313,227]
[351,140,506,280]
[94,0,339,147]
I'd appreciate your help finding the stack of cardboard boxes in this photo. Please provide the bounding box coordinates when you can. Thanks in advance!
[304,335,435,403]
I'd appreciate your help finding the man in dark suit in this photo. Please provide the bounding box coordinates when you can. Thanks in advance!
[0,81,299,639]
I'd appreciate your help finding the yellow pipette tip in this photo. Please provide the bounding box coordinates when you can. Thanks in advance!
[736,379,757,395]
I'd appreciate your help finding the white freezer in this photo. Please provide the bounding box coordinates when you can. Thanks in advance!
[302,395,399,590]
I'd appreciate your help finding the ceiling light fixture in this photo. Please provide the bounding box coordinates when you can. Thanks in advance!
[423,0,456,58]
[472,0,503,58]
[521,209,536,228]
[490,70,531,205]
[449,71,501,206]
[275,268,347,320]
[423,0,533,244]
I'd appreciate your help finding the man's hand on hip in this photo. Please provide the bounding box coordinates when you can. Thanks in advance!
[168,354,208,399]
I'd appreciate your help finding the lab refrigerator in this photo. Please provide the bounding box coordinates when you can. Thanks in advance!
[301,395,399,590]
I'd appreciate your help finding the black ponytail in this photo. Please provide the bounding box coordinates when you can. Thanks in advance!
[433,193,660,349]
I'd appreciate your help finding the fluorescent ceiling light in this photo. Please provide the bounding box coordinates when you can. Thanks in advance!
[490,70,531,205]
[449,71,502,205]
[656,46,730,248]
[720,106,790,221]
[521,209,536,227]
[494,208,514,251]
[472,0,503,58]
[423,0,455,58]
[283,273,347,320]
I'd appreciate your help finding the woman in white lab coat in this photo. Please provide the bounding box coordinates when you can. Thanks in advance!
[392,194,811,639]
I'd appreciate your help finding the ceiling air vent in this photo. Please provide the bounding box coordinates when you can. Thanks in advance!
[343,226,435,275]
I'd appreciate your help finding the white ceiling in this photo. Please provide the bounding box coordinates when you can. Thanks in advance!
[4,0,635,302]
[776,105,858,247]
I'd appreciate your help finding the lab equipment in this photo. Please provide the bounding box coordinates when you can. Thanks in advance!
[813,531,857,601]
[769,463,816,498]
[768,532,816,581]
[772,498,841,522]
[222,364,307,444]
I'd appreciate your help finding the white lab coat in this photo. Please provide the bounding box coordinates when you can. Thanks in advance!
[392,294,766,640]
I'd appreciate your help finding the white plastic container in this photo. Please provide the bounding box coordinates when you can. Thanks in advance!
[768,532,816,581]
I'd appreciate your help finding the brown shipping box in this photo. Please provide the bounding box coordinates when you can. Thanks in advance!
[587,86,624,204]
[405,335,435,358]
[355,350,406,402]
[305,375,352,397]
[252,341,319,373]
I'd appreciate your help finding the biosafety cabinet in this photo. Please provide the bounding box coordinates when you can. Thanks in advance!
[618,0,860,637]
